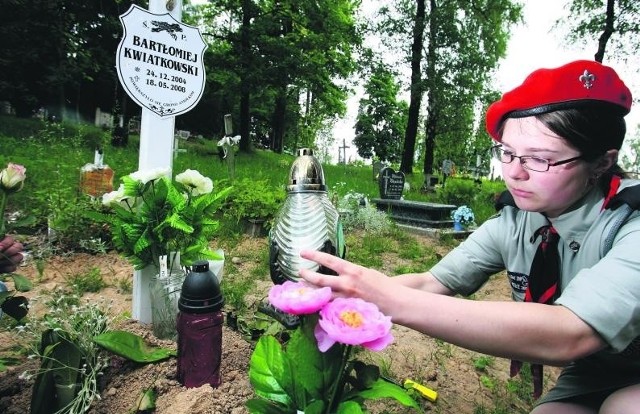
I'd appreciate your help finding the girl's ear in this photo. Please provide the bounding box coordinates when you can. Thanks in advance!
[595,149,618,175]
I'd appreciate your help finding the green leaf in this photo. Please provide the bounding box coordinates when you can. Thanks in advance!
[8,273,32,291]
[1,295,28,320]
[350,361,380,389]
[336,400,364,414]
[245,398,289,414]
[351,379,421,410]
[93,330,176,363]
[134,387,157,411]
[302,400,326,414]
[287,317,343,404]
[0,356,21,372]
[248,335,293,407]
[31,330,84,414]
[165,212,194,233]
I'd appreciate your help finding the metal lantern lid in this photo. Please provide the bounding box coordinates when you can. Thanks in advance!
[287,148,327,192]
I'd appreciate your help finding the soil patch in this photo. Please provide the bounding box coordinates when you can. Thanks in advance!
[0,232,559,413]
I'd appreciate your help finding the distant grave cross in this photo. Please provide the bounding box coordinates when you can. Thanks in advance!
[339,138,350,165]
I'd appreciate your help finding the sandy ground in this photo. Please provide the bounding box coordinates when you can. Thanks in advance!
[0,233,559,413]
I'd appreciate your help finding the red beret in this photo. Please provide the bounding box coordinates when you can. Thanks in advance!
[486,60,632,141]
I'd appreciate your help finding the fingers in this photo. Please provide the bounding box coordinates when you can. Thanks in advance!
[300,249,353,275]
[298,250,368,298]
[0,236,24,272]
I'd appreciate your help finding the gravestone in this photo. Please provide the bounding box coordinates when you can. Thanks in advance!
[378,167,405,200]
[374,166,457,229]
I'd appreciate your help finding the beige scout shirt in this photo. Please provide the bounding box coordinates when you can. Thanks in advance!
[430,180,640,400]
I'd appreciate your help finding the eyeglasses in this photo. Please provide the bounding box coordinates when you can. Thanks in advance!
[490,145,582,172]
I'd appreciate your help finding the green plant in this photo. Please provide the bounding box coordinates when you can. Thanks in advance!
[473,355,494,372]
[65,267,107,294]
[117,276,133,294]
[340,203,393,235]
[224,177,286,226]
[21,291,175,414]
[35,181,111,252]
[247,281,421,413]
[22,293,111,414]
[88,168,231,270]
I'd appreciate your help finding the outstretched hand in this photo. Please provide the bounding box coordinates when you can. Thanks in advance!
[0,235,24,274]
[298,249,397,311]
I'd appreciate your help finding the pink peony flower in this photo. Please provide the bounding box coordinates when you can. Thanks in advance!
[315,298,394,352]
[268,281,332,315]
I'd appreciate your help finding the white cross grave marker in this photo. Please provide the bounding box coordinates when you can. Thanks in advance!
[116,0,206,323]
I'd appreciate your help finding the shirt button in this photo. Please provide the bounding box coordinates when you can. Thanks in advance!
[569,241,580,252]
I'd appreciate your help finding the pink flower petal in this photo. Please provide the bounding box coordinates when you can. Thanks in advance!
[313,323,336,352]
[361,332,395,351]
[268,281,332,315]
[316,298,394,351]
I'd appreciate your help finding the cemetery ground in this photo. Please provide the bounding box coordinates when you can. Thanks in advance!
[0,229,560,414]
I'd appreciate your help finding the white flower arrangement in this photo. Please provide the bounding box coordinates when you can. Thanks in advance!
[451,205,475,225]
[94,168,231,270]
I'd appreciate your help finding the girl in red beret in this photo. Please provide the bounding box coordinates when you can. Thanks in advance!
[299,60,639,413]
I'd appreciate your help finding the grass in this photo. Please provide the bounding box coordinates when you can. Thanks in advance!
[0,115,505,240]
[0,115,537,414]
[65,267,107,295]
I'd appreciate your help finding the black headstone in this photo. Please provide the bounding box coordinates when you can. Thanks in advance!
[378,167,405,200]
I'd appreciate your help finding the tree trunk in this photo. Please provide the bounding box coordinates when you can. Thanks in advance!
[422,0,438,189]
[423,110,437,189]
[594,0,615,63]
[239,0,252,153]
[270,89,287,154]
[399,0,426,175]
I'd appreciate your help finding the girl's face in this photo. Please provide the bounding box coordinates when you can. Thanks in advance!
[500,117,592,218]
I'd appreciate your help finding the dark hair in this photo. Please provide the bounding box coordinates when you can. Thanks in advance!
[535,105,628,192]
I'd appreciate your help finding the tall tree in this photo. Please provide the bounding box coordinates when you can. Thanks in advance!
[251,0,361,153]
[190,0,361,153]
[400,0,426,174]
[375,0,521,183]
[353,64,408,163]
[420,0,521,187]
[0,1,143,120]
[564,0,639,64]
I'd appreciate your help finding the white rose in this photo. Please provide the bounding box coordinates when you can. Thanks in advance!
[175,169,213,196]
[129,168,170,184]
[0,163,27,192]
[102,185,127,206]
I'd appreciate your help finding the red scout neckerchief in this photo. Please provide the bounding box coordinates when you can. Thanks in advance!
[510,222,560,399]
[601,174,621,211]
[511,175,622,398]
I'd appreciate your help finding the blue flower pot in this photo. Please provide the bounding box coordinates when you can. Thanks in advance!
[453,221,464,231]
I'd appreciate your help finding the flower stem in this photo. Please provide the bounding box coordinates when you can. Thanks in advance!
[326,344,352,413]
[0,192,7,238]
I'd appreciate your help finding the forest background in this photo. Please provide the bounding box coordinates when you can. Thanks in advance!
[1,0,639,185]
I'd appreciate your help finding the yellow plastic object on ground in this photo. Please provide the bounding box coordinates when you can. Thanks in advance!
[404,379,438,402]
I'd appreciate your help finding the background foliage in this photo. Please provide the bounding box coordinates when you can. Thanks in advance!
[2,0,636,180]
[0,115,504,253]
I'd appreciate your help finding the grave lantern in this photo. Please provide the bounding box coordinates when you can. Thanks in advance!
[269,148,346,284]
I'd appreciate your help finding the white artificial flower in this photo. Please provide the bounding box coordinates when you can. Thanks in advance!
[0,163,27,192]
[175,169,213,196]
[101,185,126,207]
[217,135,241,147]
[129,167,170,184]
